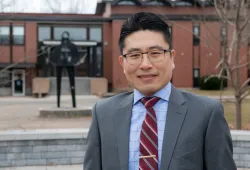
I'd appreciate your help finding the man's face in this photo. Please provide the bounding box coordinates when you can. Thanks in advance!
[119,30,175,96]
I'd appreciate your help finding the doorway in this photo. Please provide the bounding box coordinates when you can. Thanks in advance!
[12,69,25,96]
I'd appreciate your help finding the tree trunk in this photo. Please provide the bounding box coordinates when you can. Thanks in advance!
[235,98,242,129]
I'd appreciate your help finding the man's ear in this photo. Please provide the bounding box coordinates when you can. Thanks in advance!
[171,49,175,60]
[119,55,124,68]
[171,49,175,69]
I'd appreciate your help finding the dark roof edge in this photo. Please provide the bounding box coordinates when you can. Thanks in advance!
[0,15,112,22]
[111,14,220,21]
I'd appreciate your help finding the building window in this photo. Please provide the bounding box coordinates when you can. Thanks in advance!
[173,1,193,6]
[53,27,87,41]
[117,0,136,5]
[38,26,51,42]
[248,34,250,46]
[95,46,102,77]
[193,25,200,46]
[221,25,226,45]
[169,26,172,45]
[13,26,24,45]
[89,27,102,42]
[0,26,10,45]
[145,1,164,5]
[193,68,200,87]
[248,68,250,86]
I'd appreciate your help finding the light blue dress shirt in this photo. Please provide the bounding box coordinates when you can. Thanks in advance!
[128,82,171,170]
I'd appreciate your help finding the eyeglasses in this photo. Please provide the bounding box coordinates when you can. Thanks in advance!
[123,49,171,65]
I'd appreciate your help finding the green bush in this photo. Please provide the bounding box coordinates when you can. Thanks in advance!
[199,76,225,90]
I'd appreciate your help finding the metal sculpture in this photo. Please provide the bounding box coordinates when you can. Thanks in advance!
[51,31,80,108]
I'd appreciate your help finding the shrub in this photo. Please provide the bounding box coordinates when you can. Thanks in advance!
[199,76,225,90]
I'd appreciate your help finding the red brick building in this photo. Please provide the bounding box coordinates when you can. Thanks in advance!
[0,0,249,96]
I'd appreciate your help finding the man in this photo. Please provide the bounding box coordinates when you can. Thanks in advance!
[84,12,237,170]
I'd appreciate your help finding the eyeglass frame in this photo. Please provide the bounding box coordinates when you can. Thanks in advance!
[122,48,172,65]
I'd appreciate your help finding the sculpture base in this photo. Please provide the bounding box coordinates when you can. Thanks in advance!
[39,107,92,118]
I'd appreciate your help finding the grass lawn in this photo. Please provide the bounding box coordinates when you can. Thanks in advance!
[222,99,250,130]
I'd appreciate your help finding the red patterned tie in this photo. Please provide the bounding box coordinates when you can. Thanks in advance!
[139,97,160,170]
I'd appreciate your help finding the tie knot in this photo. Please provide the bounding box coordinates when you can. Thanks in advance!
[140,97,160,108]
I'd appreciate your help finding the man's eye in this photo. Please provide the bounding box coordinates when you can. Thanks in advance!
[151,51,162,55]
[130,54,140,58]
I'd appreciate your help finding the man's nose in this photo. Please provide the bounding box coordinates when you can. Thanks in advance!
[139,54,153,69]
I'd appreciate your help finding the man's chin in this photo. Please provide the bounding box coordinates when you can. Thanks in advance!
[136,86,158,96]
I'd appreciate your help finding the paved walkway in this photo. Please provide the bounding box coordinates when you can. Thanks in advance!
[0,95,101,130]
[0,94,249,131]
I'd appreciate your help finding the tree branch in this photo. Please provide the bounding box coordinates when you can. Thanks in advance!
[231,62,250,72]
[227,30,236,65]
[241,78,250,93]
[0,45,51,74]
[46,0,61,13]
[204,74,230,83]
[240,88,250,101]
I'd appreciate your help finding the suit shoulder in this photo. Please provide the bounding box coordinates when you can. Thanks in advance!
[95,91,133,108]
[179,89,221,110]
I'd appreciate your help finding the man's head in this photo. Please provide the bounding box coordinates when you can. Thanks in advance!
[118,12,175,96]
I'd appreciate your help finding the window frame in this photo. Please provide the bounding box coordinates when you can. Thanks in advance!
[38,26,51,42]
[221,25,227,46]
[53,26,87,41]
[12,26,25,45]
[89,26,103,42]
[0,26,10,45]
[193,25,200,46]
[117,0,136,5]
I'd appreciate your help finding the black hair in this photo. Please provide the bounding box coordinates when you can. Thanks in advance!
[118,12,172,54]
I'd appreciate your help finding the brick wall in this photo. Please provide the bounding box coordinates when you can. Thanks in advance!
[232,130,250,168]
[0,139,86,167]
[0,129,87,167]
[0,129,249,168]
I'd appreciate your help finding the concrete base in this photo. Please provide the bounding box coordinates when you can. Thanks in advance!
[48,77,91,95]
[39,107,92,118]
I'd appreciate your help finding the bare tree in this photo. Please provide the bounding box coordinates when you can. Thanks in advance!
[208,0,250,129]
[45,0,89,14]
[0,0,20,12]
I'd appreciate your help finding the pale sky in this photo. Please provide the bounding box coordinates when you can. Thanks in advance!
[2,0,98,14]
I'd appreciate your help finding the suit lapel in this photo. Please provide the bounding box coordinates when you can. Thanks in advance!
[160,85,188,170]
[114,93,133,170]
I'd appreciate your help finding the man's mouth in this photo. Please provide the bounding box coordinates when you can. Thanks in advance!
[138,75,157,78]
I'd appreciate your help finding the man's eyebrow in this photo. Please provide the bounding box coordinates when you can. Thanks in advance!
[148,45,165,50]
[125,45,166,54]
[126,48,141,54]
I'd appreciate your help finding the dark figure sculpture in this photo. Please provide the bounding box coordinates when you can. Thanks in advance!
[51,31,79,108]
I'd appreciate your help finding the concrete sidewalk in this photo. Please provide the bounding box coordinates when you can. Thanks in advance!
[0,165,249,170]
[0,95,101,130]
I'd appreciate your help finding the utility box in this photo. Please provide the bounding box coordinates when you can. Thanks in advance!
[32,78,50,97]
[90,78,108,97]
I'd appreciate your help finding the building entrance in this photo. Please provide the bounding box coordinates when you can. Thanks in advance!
[12,69,25,96]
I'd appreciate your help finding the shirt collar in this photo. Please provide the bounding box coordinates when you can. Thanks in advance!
[133,82,172,105]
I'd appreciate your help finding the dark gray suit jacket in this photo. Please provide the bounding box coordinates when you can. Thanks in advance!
[84,85,237,170]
